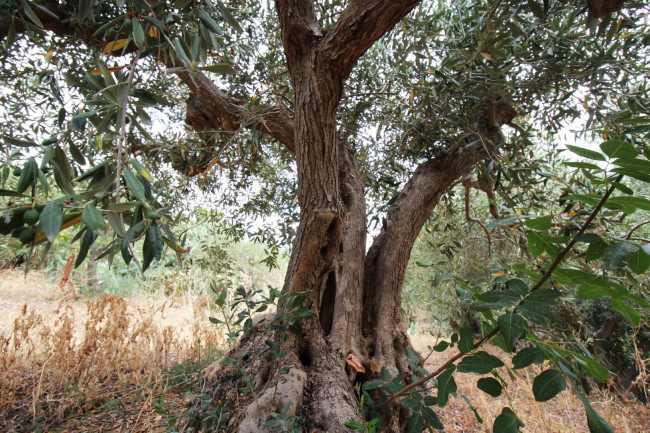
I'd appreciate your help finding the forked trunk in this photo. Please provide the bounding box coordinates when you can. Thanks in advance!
[192,1,488,431]
[197,146,481,433]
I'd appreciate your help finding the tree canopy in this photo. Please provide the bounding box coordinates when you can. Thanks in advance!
[1,0,649,432]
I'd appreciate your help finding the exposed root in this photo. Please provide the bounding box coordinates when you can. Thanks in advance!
[239,367,307,433]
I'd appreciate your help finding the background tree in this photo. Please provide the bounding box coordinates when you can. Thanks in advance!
[0,0,648,432]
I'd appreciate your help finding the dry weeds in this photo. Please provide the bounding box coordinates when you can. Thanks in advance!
[0,269,223,432]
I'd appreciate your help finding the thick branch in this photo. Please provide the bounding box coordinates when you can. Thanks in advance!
[362,150,483,372]
[378,173,624,407]
[275,0,322,75]
[319,0,421,78]
[1,2,296,153]
[179,70,296,152]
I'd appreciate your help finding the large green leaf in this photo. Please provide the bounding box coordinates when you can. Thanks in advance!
[492,407,524,433]
[477,377,502,397]
[498,313,526,352]
[566,145,606,161]
[130,158,153,181]
[526,230,560,258]
[122,168,147,201]
[39,200,64,243]
[216,0,244,32]
[406,412,424,433]
[75,230,97,268]
[599,139,637,159]
[120,220,146,264]
[436,365,457,408]
[586,239,608,261]
[16,158,37,194]
[553,268,600,285]
[627,248,650,274]
[198,64,237,74]
[421,406,443,429]
[82,203,107,234]
[576,393,614,433]
[0,189,27,197]
[132,17,145,47]
[399,397,421,411]
[143,222,163,272]
[470,289,523,312]
[196,8,223,35]
[611,299,640,326]
[108,201,141,212]
[458,327,474,353]
[517,290,560,325]
[524,215,552,231]
[532,369,566,402]
[611,159,650,182]
[606,196,650,213]
[512,347,546,369]
[2,135,37,147]
[458,351,505,374]
[572,353,609,383]
[51,146,75,195]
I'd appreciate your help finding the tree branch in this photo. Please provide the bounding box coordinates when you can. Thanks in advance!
[178,70,296,152]
[377,173,624,408]
[363,149,483,342]
[319,0,421,77]
[1,2,297,153]
[275,0,322,75]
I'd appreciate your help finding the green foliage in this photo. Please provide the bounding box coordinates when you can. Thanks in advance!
[532,369,567,402]
[493,407,524,433]
[400,135,648,431]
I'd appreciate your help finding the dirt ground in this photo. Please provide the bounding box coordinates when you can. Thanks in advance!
[1,269,649,432]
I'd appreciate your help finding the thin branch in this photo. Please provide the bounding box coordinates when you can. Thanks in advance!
[377,174,624,409]
[480,0,505,32]
[115,49,143,199]
[626,221,650,240]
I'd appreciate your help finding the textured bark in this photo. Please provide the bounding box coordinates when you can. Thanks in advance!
[362,153,482,377]
[194,0,493,429]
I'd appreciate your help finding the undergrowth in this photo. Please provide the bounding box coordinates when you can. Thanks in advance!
[0,294,223,432]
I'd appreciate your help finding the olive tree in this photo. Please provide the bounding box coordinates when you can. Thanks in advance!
[1,0,648,431]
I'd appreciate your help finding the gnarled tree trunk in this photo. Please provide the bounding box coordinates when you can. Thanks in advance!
[194,2,492,431]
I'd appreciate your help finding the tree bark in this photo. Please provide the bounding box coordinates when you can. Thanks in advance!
[195,1,493,430]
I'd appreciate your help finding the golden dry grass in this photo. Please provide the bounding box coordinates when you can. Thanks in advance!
[0,269,648,432]
[0,269,223,432]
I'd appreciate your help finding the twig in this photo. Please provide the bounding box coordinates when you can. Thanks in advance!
[626,220,650,240]
[464,183,491,256]
[377,173,623,409]
[480,0,505,32]
[115,48,143,199]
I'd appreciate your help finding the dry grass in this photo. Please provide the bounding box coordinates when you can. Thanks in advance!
[0,269,648,432]
[0,269,224,432]
[412,335,650,433]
